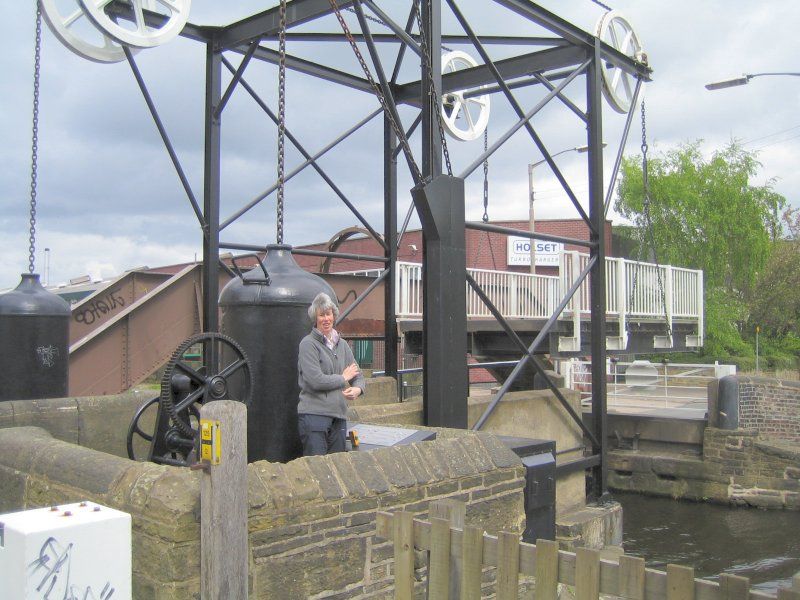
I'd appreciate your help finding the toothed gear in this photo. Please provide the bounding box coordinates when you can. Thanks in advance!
[160,332,253,439]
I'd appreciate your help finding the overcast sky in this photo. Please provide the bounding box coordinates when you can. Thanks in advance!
[2,1,798,290]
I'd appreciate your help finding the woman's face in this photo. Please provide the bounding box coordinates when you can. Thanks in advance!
[316,308,335,337]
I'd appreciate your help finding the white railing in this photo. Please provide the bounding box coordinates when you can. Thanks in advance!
[560,358,735,411]
[395,253,703,333]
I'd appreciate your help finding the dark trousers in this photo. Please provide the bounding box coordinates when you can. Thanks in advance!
[298,413,346,456]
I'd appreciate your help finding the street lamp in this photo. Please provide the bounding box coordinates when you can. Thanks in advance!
[527,144,601,273]
[705,72,800,90]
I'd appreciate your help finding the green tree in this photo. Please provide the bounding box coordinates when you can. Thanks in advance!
[615,142,785,357]
[748,208,800,339]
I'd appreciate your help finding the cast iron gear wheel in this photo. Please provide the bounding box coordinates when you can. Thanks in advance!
[160,332,253,439]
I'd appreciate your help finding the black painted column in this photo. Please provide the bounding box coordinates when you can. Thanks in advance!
[412,175,468,428]
[202,39,222,333]
[587,43,609,499]
[384,116,398,379]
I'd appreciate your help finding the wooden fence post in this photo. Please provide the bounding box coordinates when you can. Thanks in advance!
[430,499,466,599]
[575,547,600,600]
[666,564,695,600]
[534,539,559,600]
[618,555,645,600]
[395,511,415,600]
[777,572,800,600]
[200,400,248,599]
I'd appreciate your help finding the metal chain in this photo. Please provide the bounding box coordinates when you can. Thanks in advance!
[276,0,287,244]
[638,101,672,337]
[590,0,614,11]
[345,6,454,52]
[482,128,489,222]
[28,1,43,274]
[412,0,452,176]
[329,0,422,182]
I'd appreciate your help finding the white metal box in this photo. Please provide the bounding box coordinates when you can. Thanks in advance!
[0,501,132,599]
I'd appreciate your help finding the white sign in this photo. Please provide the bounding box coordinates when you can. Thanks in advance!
[507,237,563,266]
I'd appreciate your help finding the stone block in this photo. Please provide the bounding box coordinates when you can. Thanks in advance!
[76,392,147,456]
[372,447,416,488]
[413,440,453,480]
[474,432,521,469]
[304,456,346,500]
[454,434,495,472]
[348,451,391,494]
[0,464,27,513]
[282,458,321,503]
[393,444,434,485]
[253,536,366,598]
[330,452,370,497]
[356,376,398,405]
[253,461,295,509]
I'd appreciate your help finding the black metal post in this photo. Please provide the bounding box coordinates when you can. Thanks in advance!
[413,175,468,428]
[420,0,442,178]
[587,44,608,499]
[384,115,398,380]
[203,40,222,333]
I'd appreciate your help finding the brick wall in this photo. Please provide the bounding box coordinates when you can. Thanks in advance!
[0,422,525,599]
[736,377,800,443]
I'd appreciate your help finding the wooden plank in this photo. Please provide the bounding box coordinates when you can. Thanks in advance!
[778,589,800,600]
[575,547,600,600]
[461,525,484,600]
[200,401,248,600]
[430,499,466,599]
[496,531,521,600]
[666,564,695,600]
[618,555,646,599]
[427,517,451,600]
[719,573,750,600]
[394,511,414,600]
[534,540,559,600]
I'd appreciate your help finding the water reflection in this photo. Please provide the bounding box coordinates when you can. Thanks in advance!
[617,492,800,593]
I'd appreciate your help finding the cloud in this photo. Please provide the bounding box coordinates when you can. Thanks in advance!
[2,0,798,290]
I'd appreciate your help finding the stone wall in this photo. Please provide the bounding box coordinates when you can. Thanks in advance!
[736,377,800,443]
[606,427,800,510]
[0,422,525,599]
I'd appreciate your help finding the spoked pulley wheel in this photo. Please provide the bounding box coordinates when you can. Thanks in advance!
[595,10,645,114]
[78,0,192,49]
[130,332,252,466]
[441,51,491,141]
[41,0,130,63]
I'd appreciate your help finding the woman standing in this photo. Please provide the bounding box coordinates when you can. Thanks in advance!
[297,292,365,456]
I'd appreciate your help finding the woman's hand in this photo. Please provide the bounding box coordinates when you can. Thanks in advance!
[342,362,360,382]
[343,386,362,401]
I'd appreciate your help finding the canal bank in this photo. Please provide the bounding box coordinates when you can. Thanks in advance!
[617,492,800,594]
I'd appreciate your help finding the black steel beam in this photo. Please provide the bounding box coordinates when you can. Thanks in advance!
[421,0,443,178]
[467,221,594,249]
[202,41,222,334]
[491,0,651,80]
[384,116,399,380]
[124,48,205,231]
[587,43,609,499]
[248,45,373,94]
[395,45,585,104]
[605,78,642,218]
[413,175,468,428]
[268,33,565,46]
[555,454,601,476]
[216,0,353,50]
[466,273,600,446]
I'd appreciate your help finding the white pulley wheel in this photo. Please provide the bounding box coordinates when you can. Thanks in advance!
[441,51,491,142]
[595,11,644,114]
[41,0,129,63]
[78,0,191,49]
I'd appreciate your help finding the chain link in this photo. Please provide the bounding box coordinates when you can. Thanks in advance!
[590,0,614,12]
[412,0,452,177]
[482,128,489,222]
[634,100,672,338]
[329,0,422,182]
[276,0,287,244]
[28,1,43,274]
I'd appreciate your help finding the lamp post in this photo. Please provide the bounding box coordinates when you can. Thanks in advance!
[527,145,595,273]
[705,72,800,90]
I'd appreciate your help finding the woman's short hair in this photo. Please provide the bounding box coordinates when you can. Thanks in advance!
[308,292,339,323]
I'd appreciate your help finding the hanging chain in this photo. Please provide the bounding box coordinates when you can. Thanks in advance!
[412,0,452,177]
[329,0,422,182]
[636,100,672,337]
[482,128,489,222]
[590,0,614,11]
[276,0,287,244]
[27,1,43,274]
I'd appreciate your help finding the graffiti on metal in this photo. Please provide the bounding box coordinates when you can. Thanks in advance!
[73,289,126,326]
[35,345,59,368]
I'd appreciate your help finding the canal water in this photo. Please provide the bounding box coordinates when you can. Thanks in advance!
[617,493,800,594]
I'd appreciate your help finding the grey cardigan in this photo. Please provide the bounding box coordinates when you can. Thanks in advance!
[297,328,366,419]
